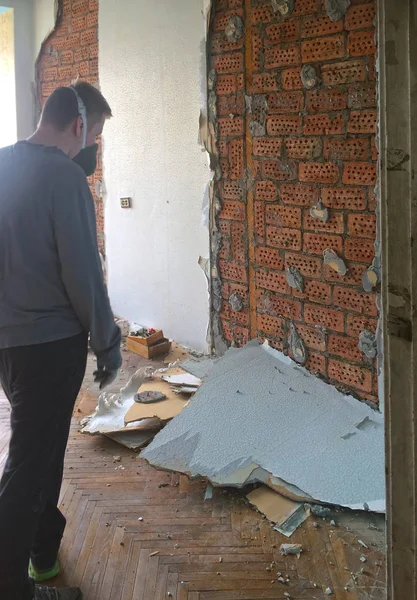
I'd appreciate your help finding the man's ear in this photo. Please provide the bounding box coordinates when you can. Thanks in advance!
[74,115,84,139]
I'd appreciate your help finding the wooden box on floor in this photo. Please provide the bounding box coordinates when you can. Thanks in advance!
[127,335,171,359]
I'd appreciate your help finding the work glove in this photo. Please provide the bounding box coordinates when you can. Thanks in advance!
[93,365,119,390]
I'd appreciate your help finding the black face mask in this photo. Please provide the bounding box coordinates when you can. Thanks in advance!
[73,143,98,177]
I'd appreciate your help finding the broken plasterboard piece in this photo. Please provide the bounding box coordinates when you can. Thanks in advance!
[180,357,218,380]
[142,341,385,511]
[162,372,202,387]
[247,486,309,537]
[124,369,191,425]
[105,429,157,451]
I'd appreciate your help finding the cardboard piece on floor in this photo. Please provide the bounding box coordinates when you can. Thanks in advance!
[162,372,202,387]
[247,486,309,538]
[124,370,190,425]
[105,429,156,450]
[164,343,189,365]
[77,390,99,417]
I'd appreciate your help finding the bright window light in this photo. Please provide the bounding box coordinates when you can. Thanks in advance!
[0,7,17,148]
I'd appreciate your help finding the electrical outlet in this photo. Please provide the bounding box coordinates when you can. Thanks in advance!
[120,197,132,209]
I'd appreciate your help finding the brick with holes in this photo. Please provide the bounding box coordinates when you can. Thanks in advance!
[333,286,377,316]
[285,252,322,279]
[213,52,244,74]
[301,34,345,63]
[305,304,344,332]
[257,313,286,337]
[324,262,365,286]
[321,186,366,210]
[222,180,244,200]
[299,162,340,184]
[261,160,298,181]
[255,181,278,201]
[348,30,376,57]
[301,14,344,39]
[281,183,319,206]
[264,43,300,69]
[266,226,302,250]
[303,210,344,233]
[321,59,367,86]
[296,323,327,352]
[218,117,244,138]
[304,114,345,136]
[323,137,370,161]
[347,213,377,238]
[229,140,244,180]
[347,84,377,109]
[256,268,290,294]
[343,162,377,186]
[267,116,303,136]
[345,238,375,263]
[348,109,377,134]
[219,260,248,283]
[257,290,302,320]
[252,72,280,93]
[265,21,300,44]
[306,89,347,113]
[328,359,373,393]
[328,334,364,363]
[285,137,322,160]
[347,313,378,337]
[345,3,376,31]
[304,232,343,255]
[281,67,304,90]
[306,352,327,376]
[253,138,282,158]
[297,280,332,305]
[255,247,284,270]
[267,91,305,114]
[266,205,302,228]
[293,0,321,17]
[231,222,247,263]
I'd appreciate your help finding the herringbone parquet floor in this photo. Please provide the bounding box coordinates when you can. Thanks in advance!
[0,355,387,600]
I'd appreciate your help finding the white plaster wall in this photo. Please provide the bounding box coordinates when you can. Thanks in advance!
[33,0,55,64]
[1,0,34,139]
[99,0,211,352]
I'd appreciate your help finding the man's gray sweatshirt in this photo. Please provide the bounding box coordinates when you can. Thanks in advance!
[0,141,121,370]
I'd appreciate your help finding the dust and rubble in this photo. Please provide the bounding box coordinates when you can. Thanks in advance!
[81,333,385,544]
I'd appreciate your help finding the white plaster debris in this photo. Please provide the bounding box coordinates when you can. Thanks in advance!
[142,341,386,511]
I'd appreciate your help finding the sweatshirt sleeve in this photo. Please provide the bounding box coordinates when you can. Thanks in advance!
[52,166,122,371]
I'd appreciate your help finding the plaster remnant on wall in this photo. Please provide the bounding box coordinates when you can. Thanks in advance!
[248,94,268,138]
[358,330,377,360]
[229,292,244,312]
[207,68,216,91]
[271,0,294,17]
[208,90,217,122]
[323,249,347,276]
[225,15,244,42]
[301,65,320,90]
[310,201,329,223]
[289,322,307,365]
[362,257,381,292]
[325,0,351,23]
[286,266,304,292]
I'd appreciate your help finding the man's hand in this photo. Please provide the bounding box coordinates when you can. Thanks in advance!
[93,366,119,390]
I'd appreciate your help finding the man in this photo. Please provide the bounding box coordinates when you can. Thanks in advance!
[0,82,122,600]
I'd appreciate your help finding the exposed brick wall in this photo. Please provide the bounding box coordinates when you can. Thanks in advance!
[36,0,104,254]
[210,0,379,404]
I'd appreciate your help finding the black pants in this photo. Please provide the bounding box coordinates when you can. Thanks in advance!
[0,333,88,600]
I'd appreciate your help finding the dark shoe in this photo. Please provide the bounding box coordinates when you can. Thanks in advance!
[34,586,82,600]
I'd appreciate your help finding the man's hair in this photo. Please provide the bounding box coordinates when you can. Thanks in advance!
[41,81,112,131]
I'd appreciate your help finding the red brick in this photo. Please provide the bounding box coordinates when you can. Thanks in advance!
[53,33,80,50]
[265,21,300,43]
[304,114,345,135]
[60,50,74,64]
[321,60,366,86]
[368,187,377,211]
[346,313,378,337]
[252,72,280,93]
[233,325,250,346]
[71,15,87,31]
[371,136,378,161]
[89,0,98,10]
[254,201,265,239]
[348,30,376,57]
[347,213,376,238]
[218,219,231,237]
[306,89,347,113]
[213,52,244,74]
[58,65,74,81]
[305,352,327,376]
[213,9,244,31]
[321,187,366,210]
[218,93,245,117]
[72,0,88,15]
[74,46,89,62]
[256,268,290,294]
[216,75,237,95]
[301,14,344,39]
[255,181,278,201]
[303,210,344,233]
[281,183,319,206]
[218,117,244,137]
[266,226,302,250]
[80,28,97,46]
[221,319,233,342]
[342,162,376,186]
[345,238,375,263]
[285,252,322,278]
[304,232,343,255]
[323,137,369,161]
[368,55,376,81]
[305,304,344,332]
[328,334,363,363]
[267,91,304,114]
[219,236,231,260]
[299,280,332,305]
[219,200,245,221]
[281,67,303,91]
[293,0,321,16]
[219,260,247,283]
[229,139,244,179]
[54,22,70,37]
[333,286,377,315]
[257,290,302,320]
[262,160,298,181]
[252,4,273,24]
[222,180,244,200]
[345,3,376,30]
[301,34,345,63]
[89,43,98,59]
[257,314,286,337]
[265,44,301,69]
[285,137,322,160]
[218,140,228,157]
[299,162,339,184]
[296,323,327,351]
[253,138,282,158]
[266,205,302,228]
[252,28,263,71]
[255,247,284,270]
[347,84,377,109]
[42,67,57,82]
[267,116,302,135]
[211,32,244,55]
[220,157,229,179]
[328,359,372,392]
[221,301,250,326]
[231,222,247,263]
[324,262,366,286]
[348,109,377,134]
[38,52,59,68]
[229,283,249,305]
